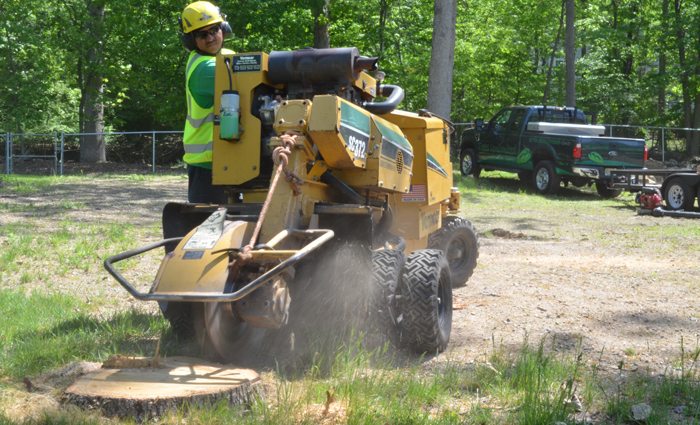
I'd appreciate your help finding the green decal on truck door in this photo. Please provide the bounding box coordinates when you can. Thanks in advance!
[516,148,532,164]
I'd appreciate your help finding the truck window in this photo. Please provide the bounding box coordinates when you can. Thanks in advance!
[508,109,526,131]
[492,110,512,130]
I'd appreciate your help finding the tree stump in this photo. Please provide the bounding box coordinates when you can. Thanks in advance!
[63,356,262,421]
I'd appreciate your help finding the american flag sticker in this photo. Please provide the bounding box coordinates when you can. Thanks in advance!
[402,184,427,202]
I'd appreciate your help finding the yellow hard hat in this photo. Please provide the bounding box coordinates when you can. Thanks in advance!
[180,1,224,34]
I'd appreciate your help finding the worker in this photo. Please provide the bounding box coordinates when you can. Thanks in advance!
[179,1,232,203]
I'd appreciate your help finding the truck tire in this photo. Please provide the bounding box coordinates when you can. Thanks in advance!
[533,160,560,195]
[398,249,452,354]
[664,179,694,210]
[371,249,404,341]
[595,182,623,199]
[428,216,479,288]
[460,149,481,177]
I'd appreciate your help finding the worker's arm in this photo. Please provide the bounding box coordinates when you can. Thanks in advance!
[188,58,216,108]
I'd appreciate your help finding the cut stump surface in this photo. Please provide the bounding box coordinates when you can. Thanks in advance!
[63,356,262,421]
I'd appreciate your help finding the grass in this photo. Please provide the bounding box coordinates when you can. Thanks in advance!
[1,173,699,424]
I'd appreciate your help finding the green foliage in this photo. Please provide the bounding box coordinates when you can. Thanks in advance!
[0,1,698,142]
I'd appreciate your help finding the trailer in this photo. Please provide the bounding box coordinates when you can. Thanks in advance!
[610,167,700,212]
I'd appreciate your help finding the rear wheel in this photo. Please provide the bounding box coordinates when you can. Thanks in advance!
[532,160,560,195]
[460,149,481,177]
[664,179,694,210]
[595,182,623,199]
[428,216,479,288]
[397,249,452,354]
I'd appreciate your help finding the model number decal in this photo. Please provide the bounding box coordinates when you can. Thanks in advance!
[340,123,369,161]
[347,135,367,159]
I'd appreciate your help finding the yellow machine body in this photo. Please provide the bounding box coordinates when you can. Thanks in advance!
[105,47,475,360]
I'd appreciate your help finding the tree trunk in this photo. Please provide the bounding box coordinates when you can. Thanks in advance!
[427,0,457,119]
[673,0,693,154]
[313,0,330,49]
[564,0,576,107]
[657,0,668,119]
[544,0,566,106]
[378,0,390,59]
[80,0,106,163]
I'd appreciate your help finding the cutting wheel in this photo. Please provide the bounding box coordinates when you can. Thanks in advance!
[195,302,279,364]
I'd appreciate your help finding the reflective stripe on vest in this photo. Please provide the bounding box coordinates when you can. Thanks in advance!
[183,51,215,165]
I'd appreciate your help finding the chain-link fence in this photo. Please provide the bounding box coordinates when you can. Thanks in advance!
[1,131,185,176]
[2,125,699,175]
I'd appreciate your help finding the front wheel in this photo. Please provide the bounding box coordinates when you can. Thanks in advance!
[532,160,560,195]
[460,149,481,177]
[664,179,694,210]
[397,249,452,354]
[595,182,623,199]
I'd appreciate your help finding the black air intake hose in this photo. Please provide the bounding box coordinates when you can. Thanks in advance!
[363,84,404,115]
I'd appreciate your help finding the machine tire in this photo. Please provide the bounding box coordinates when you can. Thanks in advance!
[371,249,404,340]
[161,302,195,340]
[397,249,452,354]
[532,160,560,195]
[595,182,623,199]
[664,179,694,210]
[428,216,478,288]
[460,149,481,177]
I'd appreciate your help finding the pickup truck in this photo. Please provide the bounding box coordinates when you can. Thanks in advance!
[459,106,648,198]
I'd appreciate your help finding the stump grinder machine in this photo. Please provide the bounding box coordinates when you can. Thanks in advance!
[105,47,479,360]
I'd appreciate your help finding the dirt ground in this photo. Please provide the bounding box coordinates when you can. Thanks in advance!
[1,175,699,379]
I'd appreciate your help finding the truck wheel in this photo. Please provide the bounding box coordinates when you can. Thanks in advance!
[533,161,560,195]
[371,249,404,339]
[398,249,452,354]
[460,149,481,177]
[595,182,623,199]
[428,216,479,288]
[664,179,694,210]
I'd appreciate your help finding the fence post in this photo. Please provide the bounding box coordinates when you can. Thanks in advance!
[60,132,65,176]
[152,131,156,174]
[7,133,12,174]
[4,133,8,175]
[660,128,665,163]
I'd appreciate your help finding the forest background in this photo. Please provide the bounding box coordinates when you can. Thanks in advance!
[0,0,699,159]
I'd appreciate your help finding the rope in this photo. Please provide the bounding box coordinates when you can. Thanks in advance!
[236,133,299,263]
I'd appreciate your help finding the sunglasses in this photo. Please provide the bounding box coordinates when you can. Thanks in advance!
[194,25,221,39]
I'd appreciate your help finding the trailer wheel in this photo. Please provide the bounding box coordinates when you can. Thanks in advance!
[398,249,452,354]
[460,149,481,177]
[428,216,479,288]
[371,249,404,339]
[664,179,694,210]
[533,161,560,194]
[595,182,623,199]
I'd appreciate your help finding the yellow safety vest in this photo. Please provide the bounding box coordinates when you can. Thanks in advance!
[183,51,215,166]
